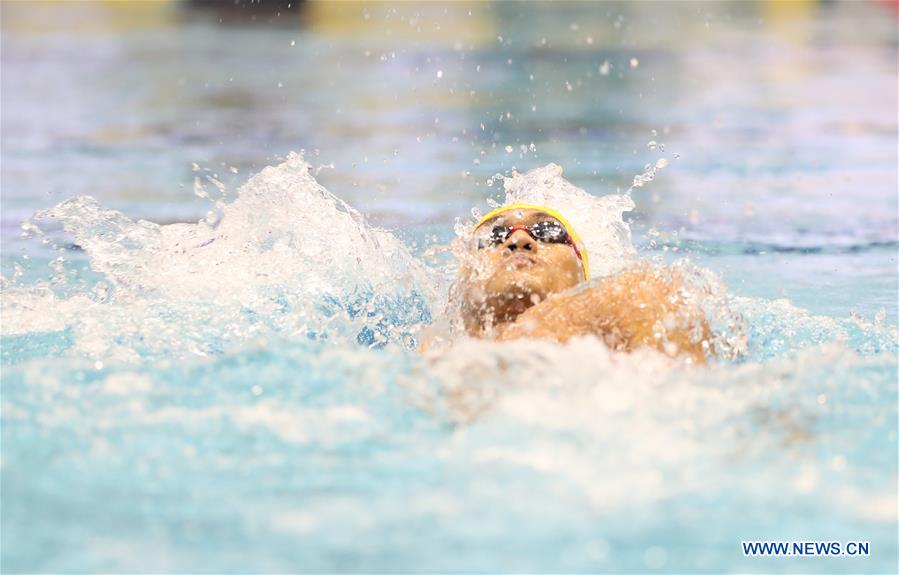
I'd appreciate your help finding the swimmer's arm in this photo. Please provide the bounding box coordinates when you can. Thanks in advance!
[497,268,711,363]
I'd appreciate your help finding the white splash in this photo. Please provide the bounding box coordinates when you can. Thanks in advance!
[2,152,438,360]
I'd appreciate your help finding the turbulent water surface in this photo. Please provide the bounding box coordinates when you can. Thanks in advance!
[2,2,897,573]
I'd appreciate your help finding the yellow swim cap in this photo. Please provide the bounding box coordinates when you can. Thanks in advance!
[473,203,590,280]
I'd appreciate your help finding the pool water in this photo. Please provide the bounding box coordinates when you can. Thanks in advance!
[2,2,897,573]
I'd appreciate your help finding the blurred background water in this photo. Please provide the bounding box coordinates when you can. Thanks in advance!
[1,1,897,573]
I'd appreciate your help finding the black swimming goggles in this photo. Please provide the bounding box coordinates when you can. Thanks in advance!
[476,220,575,250]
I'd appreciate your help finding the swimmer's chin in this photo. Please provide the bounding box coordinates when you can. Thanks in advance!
[484,270,550,301]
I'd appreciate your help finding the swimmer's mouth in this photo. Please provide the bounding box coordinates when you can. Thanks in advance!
[505,253,538,268]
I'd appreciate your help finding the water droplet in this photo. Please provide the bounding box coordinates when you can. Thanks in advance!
[436,69,443,79]
[599,60,610,76]
[630,57,639,68]
[193,177,209,199]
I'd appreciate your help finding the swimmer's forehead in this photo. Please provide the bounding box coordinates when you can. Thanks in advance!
[477,208,562,229]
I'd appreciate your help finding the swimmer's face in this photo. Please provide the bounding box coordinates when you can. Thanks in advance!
[459,208,584,324]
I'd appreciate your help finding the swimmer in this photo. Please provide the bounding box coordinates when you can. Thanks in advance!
[446,203,712,364]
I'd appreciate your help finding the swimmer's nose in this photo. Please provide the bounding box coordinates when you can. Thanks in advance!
[504,229,535,252]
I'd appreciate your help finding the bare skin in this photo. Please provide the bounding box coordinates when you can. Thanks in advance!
[456,208,711,364]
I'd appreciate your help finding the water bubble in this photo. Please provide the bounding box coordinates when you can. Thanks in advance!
[290,40,295,46]
[655,158,668,169]
[630,57,639,68]
[599,60,610,76]
[505,145,513,153]
[647,140,657,150]
[436,69,443,79]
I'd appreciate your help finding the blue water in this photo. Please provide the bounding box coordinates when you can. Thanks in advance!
[2,2,897,573]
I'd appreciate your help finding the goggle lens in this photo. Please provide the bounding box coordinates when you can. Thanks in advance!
[478,221,572,249]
